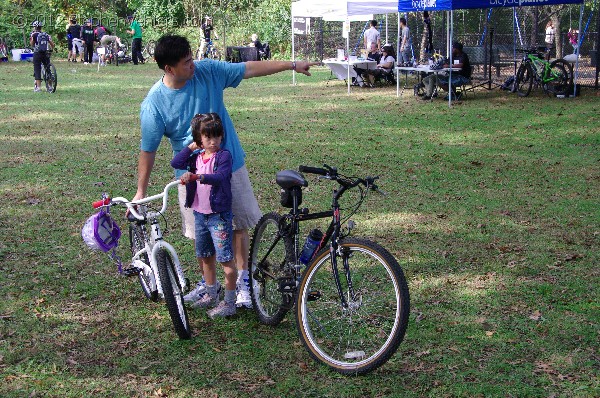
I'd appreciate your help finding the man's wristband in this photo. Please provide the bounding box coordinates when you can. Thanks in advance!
[291,61,297,71]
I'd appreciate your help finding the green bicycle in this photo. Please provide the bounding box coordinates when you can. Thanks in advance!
[515,48,571,97]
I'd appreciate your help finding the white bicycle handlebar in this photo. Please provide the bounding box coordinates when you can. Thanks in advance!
[101,180,182,221]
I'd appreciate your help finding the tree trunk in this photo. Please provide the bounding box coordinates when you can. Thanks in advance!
[526,7,538,49]
[552,13,561,58]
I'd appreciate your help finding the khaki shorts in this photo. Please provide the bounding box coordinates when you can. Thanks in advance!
[100,35,117,46]
[178,165,262,239]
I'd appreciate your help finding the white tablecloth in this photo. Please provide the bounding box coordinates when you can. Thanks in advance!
[323,59,377,80]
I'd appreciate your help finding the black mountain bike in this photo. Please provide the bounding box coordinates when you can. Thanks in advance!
[40,50,57,93]
[249,164,410,375]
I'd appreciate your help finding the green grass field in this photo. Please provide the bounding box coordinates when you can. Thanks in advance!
[0,59,598,397]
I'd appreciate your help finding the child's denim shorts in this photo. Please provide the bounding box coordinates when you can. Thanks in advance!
[193,210,234,262]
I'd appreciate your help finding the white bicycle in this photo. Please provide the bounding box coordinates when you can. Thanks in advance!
[87,180,191,339]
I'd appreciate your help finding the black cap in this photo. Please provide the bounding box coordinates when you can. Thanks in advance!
[453,42,463,51]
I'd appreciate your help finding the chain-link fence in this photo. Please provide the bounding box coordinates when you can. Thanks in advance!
[294,5,599,88]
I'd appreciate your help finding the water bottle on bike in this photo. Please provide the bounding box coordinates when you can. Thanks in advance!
[299,229,323,265]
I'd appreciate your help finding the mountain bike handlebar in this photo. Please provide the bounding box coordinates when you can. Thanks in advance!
[299,164,386,195]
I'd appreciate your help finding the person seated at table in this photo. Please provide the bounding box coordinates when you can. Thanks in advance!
[249,33,262,49]
[362,44,395,86]
[366,42,381,63]
[419,41,471,100]
[249,33,268,60]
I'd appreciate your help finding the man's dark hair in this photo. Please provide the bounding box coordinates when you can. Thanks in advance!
[453,41,463,52]
[400,17,407,26]
[370,20,377,27]
[154,35,192,70]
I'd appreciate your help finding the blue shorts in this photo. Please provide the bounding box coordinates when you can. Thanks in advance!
[194,210,234,262]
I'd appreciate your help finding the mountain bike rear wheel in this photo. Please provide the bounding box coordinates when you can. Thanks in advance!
[546,60,570,96]
[295,238,410,375]
[249,212,295,326]
[129,224,158,301]
[42,63,57,93]
[157,248,192,339]
[516,63,532,97]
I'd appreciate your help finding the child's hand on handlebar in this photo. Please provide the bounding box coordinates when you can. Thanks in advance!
[180,172,194,185]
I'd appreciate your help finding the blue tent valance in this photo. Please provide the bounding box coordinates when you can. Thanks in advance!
[399,0,583,12]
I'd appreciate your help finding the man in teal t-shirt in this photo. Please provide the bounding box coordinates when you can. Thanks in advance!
[127,15,144,65]
[135,35,318,309]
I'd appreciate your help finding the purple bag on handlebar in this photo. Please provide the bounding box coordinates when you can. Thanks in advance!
[82,210,121,252]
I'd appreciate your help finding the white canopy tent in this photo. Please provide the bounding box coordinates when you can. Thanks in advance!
[291,0,399,92]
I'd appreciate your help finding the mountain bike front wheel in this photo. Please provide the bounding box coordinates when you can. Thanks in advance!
[129,224,158,301]
[249,212,295,326]
[516,63,533,97]
[157,248,192,340]
[295,238,410,375]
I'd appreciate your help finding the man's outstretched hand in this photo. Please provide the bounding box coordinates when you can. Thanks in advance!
[294,61,320,76]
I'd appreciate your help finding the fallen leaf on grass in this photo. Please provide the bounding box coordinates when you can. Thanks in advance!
[529,310,543,321]
[563,253,583,262]
[485,331,495,337]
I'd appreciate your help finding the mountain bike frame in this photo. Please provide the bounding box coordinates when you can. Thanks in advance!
[267,165,381,309]
[521,50,560,84]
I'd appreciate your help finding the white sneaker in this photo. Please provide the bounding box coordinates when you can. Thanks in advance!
[185,279,222,304]
[235,276,252,309]
[191,293,218,309]
[184,279,205,303]
[33,86,41,93]
[208,300,236,318]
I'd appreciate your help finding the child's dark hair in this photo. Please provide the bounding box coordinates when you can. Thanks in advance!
[154,34,192,70]
[191,113,224,145]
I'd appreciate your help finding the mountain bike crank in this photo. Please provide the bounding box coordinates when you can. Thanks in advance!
[122,266,142,277]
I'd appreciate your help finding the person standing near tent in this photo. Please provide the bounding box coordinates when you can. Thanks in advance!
[399,17,412,65]
[81,19,95,65]
[364,20,380,51]
[128,15,145,65]
[545,20,555,61]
